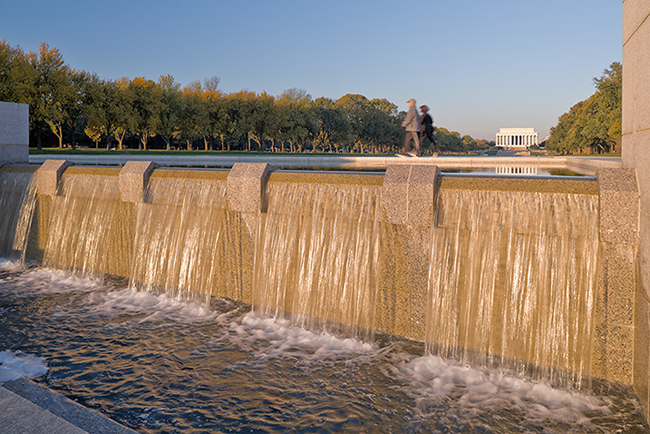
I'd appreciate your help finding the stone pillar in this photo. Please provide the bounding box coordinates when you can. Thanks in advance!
[0,101,29,164]
[592,169,639,385]
[377,164,440,341]
[36,160,72,196]
[226,163,275,303]
[118,161,157,203]
[621,0,650,419]
[382,164,440,227]
[226,163,275,213]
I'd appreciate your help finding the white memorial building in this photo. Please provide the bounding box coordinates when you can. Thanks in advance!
[496,128,538,148]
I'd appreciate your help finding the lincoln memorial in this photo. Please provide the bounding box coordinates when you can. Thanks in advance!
[496,128,538,147]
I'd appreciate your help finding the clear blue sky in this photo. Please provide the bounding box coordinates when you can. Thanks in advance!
[1,0,621,141]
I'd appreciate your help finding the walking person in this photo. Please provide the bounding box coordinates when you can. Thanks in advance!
[401,98,421,157]
[419,105,437,156]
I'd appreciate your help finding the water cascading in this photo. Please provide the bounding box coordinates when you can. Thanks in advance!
[130,174,229,305]
[43,169,120,279]
[427,187,599,388]
[0,168,37,260]
[253,173,383,340]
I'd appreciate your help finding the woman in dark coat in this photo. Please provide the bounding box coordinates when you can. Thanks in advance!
[419,105,437,156]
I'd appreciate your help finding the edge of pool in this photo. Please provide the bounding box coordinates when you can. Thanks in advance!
[1,378,138,434]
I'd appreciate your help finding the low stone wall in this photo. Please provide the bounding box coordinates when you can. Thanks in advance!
[22,160,638,390]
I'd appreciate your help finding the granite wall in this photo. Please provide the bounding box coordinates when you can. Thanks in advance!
[621,0,650,419]
[24,160,635,389]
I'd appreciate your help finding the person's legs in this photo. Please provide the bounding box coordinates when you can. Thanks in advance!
[427,131,437,154]
[403,132,413,154]
[414,133,422,157]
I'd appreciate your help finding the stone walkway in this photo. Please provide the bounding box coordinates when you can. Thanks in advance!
[0,378,137,434]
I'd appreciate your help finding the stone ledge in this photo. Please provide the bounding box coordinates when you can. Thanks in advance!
[382,164,439,227]
[118,161,157,203]
[226,163,275,213]
[36,160,72,196]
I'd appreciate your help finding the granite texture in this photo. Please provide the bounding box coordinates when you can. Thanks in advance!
[118,161,156,203]
[635,287,650,413]
[226,163,275,213]
[0,144,29,164]
[382,164,440,227]
[0,101,29,144]
[36,160,72,196]
[597,168,639,244]
[622,0,650,420]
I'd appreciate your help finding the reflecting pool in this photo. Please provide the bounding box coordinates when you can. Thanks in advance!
[0,260,647,433]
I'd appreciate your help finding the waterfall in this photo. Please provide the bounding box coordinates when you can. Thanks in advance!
[427,188,599,388]
[253,180,383,339]
[0,169,37,260]
[130,176,228,305]
[43,173,120,278]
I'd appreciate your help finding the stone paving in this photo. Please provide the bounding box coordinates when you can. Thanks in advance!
[0,378,137,434]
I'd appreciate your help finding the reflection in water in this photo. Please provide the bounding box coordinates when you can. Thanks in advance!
[0,263,647,433]
[495,166,538,175]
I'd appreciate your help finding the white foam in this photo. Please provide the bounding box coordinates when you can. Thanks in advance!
[0,258,25,272]
[389,355,613,426]
[222,312,377,361]
[0,350,48,384]
[7,268,104,295]
[82,288,218,323]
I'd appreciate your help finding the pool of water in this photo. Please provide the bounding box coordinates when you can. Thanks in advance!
[0,259,647,433]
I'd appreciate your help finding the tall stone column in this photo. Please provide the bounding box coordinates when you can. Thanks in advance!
[621,0,650,419]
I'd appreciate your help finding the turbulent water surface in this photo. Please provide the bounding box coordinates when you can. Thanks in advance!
[0,260,647,433]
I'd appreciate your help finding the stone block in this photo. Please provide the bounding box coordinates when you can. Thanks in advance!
[600,243,636,326]
[379,223,431,295]
[382,164,439,227]
[623,0,650,45]
[635,288,650,417]
[597,168,639,244]
[637,215,650,302]
[375,286,412,337]
[0,144,29,164]
[636,20,650,132]
[0,101,29,145]
[119,161,157,203]
[606,324,634,384]
[36,160,72,196]
[411,291,427,341]
[622,38,637,136]
[226,163,275,213]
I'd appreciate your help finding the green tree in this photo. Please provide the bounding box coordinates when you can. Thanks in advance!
[0,39,36,105]
[126,77,160,150]
[27,43,71,148]
[547,62,621,154]
[156,74,182,150]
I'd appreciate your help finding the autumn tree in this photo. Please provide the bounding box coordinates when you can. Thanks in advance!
[547,62,621,154]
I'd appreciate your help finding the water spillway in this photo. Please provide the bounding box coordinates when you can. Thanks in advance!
[254,172,383,340]
[0,161,635,393]
[428,178,600,389]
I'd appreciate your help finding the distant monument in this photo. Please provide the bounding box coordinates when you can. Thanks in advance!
[496,128,538,148]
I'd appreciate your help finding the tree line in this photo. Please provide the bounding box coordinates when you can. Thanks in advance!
[1,40,490,154]
[546,62,621,154]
